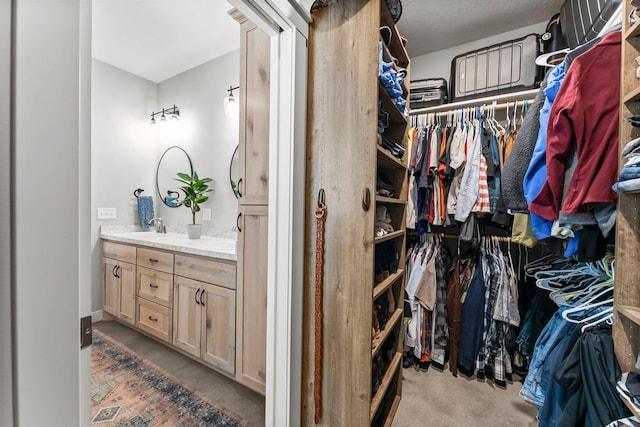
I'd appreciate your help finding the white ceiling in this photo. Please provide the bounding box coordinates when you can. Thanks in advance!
[92,0,240,83]
[92,0,565,83]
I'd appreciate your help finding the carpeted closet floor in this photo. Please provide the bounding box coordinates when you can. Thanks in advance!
[392,364,538,426]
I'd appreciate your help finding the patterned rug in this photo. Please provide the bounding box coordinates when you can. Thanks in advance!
[91,330,249,426]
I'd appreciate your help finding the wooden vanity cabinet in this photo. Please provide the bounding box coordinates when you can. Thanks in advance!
[135,247,174,344]
[102,240,238,377]
[173,254,237,375]
[102,241,136,325]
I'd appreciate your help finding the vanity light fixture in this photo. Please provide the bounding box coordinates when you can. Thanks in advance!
[223,85,239,118]
[150,105,180,125]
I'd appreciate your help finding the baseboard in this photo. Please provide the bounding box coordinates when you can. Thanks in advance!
[91,310,103,323]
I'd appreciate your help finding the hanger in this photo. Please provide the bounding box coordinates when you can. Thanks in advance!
[580,308,613,333]
[562,297,614,323]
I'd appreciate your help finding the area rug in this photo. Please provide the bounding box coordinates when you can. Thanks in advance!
[91,330,249,426]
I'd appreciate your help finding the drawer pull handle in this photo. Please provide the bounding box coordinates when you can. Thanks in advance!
[149,284,159,289]
[195,288,202,306]
[149,258,158,263]
[237,213,242,232]
[199,290,206,306]
[148,316,158,322]
[114,266,120,279]
[237,178,243,197]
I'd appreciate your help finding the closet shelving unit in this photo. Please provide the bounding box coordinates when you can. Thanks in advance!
[614,0,640,419]
[302,0,410,425]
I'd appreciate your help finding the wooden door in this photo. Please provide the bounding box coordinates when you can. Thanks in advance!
[236,204,268,393]
[118,262,136,325]
[173,276,202,358]
[201,282,236,375]
[103,258,120,316]
[238,21,270,205]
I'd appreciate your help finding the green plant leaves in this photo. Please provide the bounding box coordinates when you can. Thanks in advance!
[175,170,213,224]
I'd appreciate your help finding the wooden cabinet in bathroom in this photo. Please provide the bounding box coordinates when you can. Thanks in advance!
[231,8,271,396]
[135,247,174,343]
[102,239,238,378]
[173,254,237,375]
[102,241,136,325]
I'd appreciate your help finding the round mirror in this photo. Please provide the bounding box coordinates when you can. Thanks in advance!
[156,146,193,208]
[230,145,240,198]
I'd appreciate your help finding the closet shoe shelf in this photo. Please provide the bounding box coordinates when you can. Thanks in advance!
[377,142,406,169]
[625,19,640,39]
[382,396,401,427]
[623,86,640,104]
[369,352,402,422]
[373,269,404,300]
[617,305,640,326]
[374,230,405,244]
[371,308,403,358]
[379,80,408,127]
[376,195,407,205]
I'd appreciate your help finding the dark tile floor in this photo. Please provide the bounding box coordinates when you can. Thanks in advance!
[94,321,266,426]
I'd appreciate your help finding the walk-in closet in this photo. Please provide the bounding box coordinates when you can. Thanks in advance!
[303,0,640,426]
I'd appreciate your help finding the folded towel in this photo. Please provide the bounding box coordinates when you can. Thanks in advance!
[137,196,154,228]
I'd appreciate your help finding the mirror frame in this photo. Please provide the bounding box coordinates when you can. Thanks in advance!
[230,145,240,198]
[156,145,194,208]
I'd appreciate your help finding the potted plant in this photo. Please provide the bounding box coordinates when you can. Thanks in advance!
[175,171,213,239]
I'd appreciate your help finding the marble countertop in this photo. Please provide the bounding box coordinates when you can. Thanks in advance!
[100,226,237,261]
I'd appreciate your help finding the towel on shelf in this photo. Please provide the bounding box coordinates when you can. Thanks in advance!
[137,196,154,228]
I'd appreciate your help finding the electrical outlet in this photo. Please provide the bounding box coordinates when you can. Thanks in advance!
[97,207,117,220]
[202,209,212,221]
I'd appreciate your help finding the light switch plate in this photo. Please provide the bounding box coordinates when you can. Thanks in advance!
[97,207,117,220]
[202,209,212,221]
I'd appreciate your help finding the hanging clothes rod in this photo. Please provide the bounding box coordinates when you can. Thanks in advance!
[409,88,538,116]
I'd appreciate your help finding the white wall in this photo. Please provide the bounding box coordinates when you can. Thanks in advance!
[409,21,547,82]
[0,0,12,423]
[91,59,157,313]
[156,49,240,230]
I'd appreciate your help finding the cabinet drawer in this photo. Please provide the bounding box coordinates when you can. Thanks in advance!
[137,266,174,307]
[137,298,172,344]
[103,241,136,264]
[137,247,174,274]
[175,254,236,290]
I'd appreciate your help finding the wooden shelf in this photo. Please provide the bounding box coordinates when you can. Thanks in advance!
[379,80,408,127]
[372,309,402,358]
[376,195,407,205]
[383,396,402,427]
[375,230,405,244]
[618,305,640,326]
[379,37,409,96]
[376,142,406,169]
[626,20,640,40]
[619,390,640,419]
[373,269,404,300]
[378,2,409,68]
[623,85,640,104]
[369,351,402,422]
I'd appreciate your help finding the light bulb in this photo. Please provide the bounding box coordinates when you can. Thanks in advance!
[224,95,238,118]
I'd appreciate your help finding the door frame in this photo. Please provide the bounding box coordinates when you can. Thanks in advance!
[3,1,310,426]
[228,1,310,425]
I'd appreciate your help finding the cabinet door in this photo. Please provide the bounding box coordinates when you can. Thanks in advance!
[118,262,136,325]
[103,258,120,316]
[201,282,235,375]
[238,21,270,205]
[236,205,268,394]
[173,276,202,358]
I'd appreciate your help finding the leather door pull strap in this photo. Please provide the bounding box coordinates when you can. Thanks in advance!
[314,189,327,424]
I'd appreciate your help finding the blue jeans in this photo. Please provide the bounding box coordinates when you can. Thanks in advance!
[520,307,573,408]
[613,177,640,192]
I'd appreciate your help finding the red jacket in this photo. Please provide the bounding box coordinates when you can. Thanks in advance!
[529,31,620,220]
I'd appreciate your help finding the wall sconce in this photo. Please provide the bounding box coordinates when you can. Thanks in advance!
[150,105,180,125]
[223,86,239,118]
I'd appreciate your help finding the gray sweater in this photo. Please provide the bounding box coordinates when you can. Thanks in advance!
[502,71,550,213]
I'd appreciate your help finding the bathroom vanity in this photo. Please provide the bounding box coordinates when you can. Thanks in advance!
[100,228,242,380]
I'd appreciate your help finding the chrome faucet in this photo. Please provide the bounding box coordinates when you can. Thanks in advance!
[148,217,165,233]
